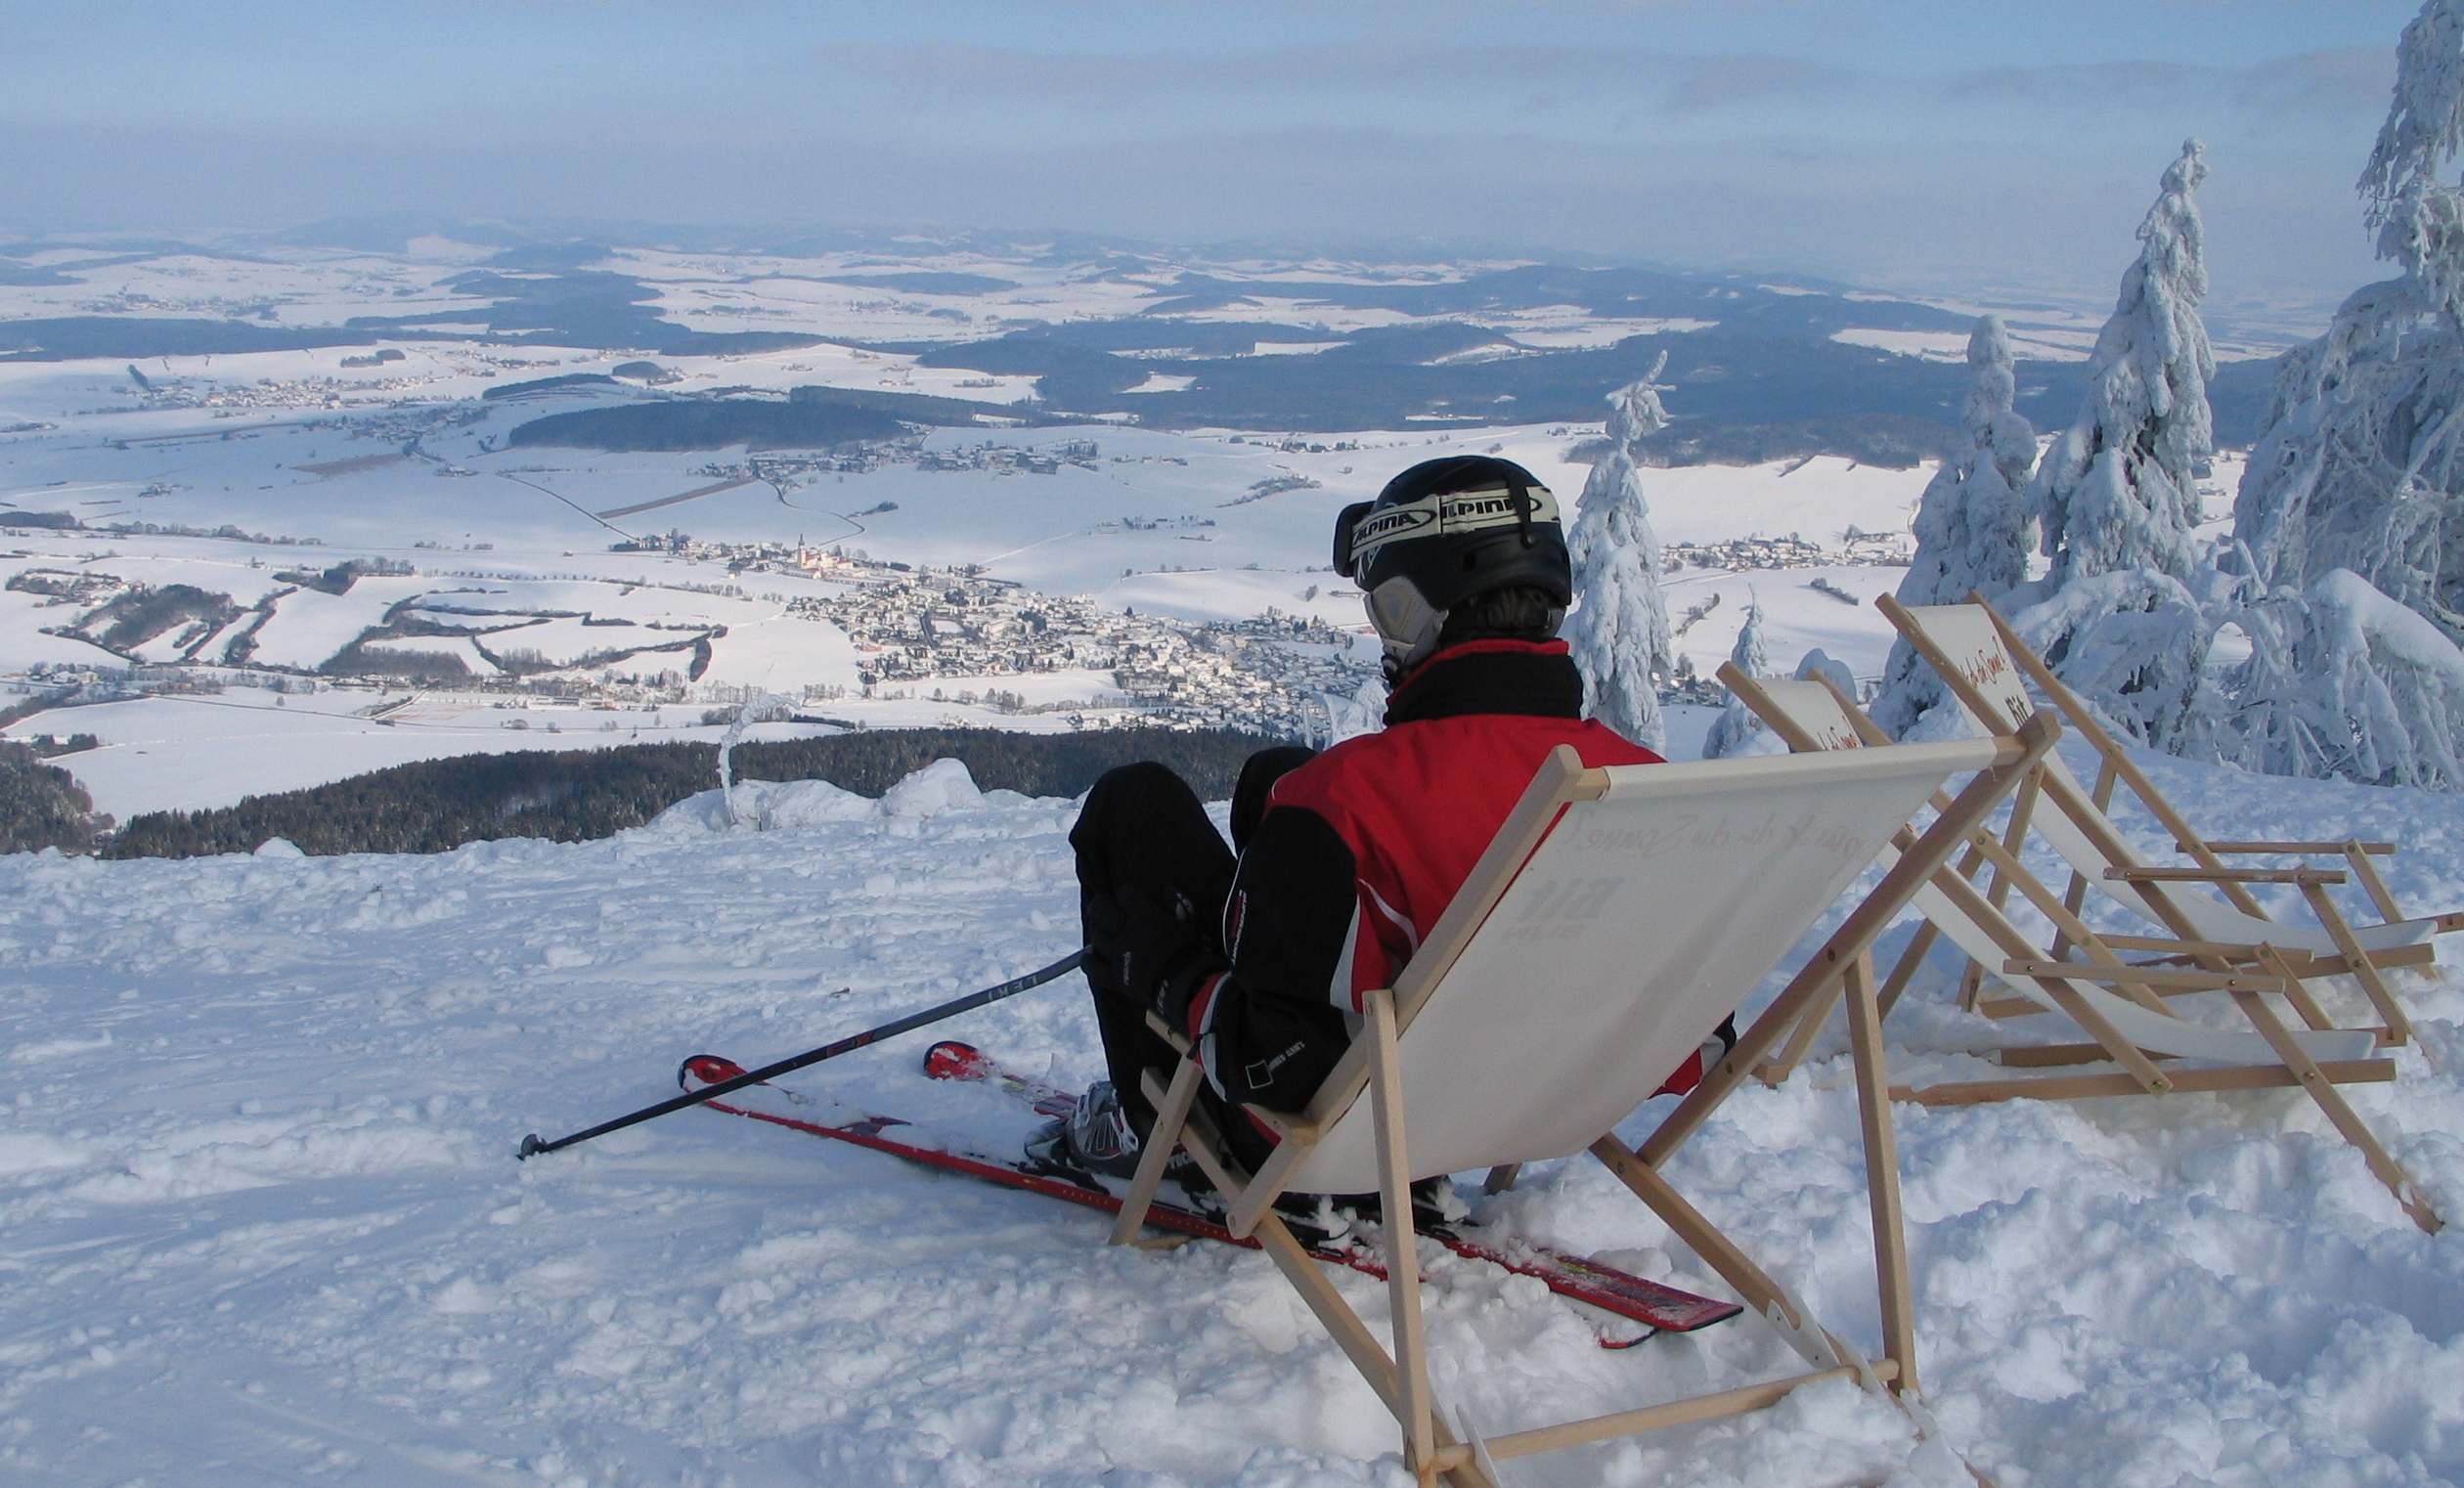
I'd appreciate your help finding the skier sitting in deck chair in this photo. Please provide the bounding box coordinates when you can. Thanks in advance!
[1030,454,1735,1186]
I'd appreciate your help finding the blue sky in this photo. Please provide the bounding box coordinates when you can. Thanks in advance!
[0,2,2428,313]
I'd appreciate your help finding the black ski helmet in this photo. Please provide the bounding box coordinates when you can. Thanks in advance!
[1333,456,1570,675]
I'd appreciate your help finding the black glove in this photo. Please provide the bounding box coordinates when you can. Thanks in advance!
[1084,886,1225,1026]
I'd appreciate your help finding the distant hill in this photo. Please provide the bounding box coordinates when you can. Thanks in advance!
[506,398,906,453]
[505,382,1043,452]
[0,241,2286,455]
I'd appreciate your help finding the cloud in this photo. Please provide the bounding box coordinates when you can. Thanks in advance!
[817,38,1860,118]
[2239,48,2392,115]
[1945,47,2390,118]
[1669,55,1856,110]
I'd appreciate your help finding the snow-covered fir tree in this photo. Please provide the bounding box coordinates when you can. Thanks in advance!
[1701,597,1775,759]
[1564,352,1676,750]
[2223,568,2464,788]
[2004,140,2222,754]
[2027,139,2216,586]
[2234,0,2464,639]
[1870,316,2036,736]
[2216,0,2464,787]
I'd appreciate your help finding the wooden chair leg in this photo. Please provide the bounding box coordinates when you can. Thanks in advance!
[1364,987,1438,1482]
[1250,1213,1495,1488]
[2047,868,2093,962]
[2298,881,2416,1046]
[2345,842,2407,923]
[1480,1162,1520,1195]
[1111,1056,1203,1247]
[2280,979,2338,1033]
[1958,775,2041,1016]
[1591,1134,1810,1342]
[2243,950,2442,1235]
[1875,920,1941,1022]
[2046,757,2120,960]
[1843,954,1918,1397]
[1761,976,1846,1085]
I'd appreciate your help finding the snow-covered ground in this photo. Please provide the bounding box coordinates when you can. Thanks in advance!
[3,742,2459,1487]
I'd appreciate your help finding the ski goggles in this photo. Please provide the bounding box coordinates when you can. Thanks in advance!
[1332,481,1561,580]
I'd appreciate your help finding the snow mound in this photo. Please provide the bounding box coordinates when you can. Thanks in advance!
[881,757,986,818]
[251,836,306,858]
[648,776,879,834]
[648,760,998,836]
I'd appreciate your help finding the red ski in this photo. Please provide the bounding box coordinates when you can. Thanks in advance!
[681,1052,1738,1342]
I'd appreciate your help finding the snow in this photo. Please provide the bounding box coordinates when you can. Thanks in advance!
[3,747,2462,1485]
[244,583,419,670]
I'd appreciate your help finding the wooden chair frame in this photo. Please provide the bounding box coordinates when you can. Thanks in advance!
[1720,664,2442,1237]
[1877,591,2464,1051]
[1109,727,2059,1486]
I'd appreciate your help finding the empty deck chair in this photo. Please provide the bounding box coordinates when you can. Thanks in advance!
[1110,727,2057,1486]
[1722,665,2441,1237]
[1879,592,2464,1048]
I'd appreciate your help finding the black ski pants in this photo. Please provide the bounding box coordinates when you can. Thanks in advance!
[1068,746,1314,1174]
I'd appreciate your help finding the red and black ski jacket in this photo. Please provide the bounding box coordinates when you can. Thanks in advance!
[1181,638,1667,1113]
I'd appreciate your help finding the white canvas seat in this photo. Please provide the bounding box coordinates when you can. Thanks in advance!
[1725,666,2441,1237]
[1881,593,2464,1047]
[1113,725,2060,1486]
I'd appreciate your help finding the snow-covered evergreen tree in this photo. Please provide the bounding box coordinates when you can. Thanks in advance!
[2003,141,2223,755]
[2234,0,2464,638]
[2362,0,2464,320]
[1564,352,1676,749]
[2214,0,2464,788]
[1701,597,1775,759]
[1870,316,2036,736]
[2222,568,2464,788]
[2013,569,2217,752]
[2027,139,2217,586]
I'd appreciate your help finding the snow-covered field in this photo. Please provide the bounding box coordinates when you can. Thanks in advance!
[3,741,2459,1487]
[3,361,1975,814]
[19,687,841,818]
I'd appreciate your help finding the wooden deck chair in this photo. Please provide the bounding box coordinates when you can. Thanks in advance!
[1722,665,2442,1237]
[1878,591,2464,1049]
[1110,726,2058,1486]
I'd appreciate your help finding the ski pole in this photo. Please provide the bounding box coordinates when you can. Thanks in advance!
[514,947,1088,1160]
